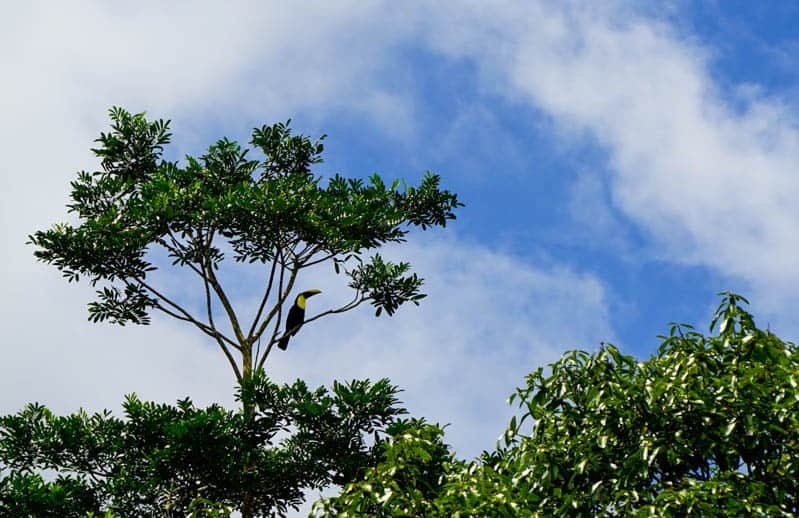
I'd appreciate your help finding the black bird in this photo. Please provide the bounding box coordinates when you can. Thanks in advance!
[278,289,321,350]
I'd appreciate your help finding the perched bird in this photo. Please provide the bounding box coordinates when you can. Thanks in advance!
[277,289,321,350]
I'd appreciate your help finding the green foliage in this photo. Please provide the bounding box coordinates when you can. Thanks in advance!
[0,373,406,516]
[315,293,799,516]
[347,254,425,317]
[312,419,455,517]
[0,472,100,518]
[28,107,462,376]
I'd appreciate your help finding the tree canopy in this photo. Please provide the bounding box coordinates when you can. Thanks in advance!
[0,373,406,517]
[315,293,799,516]
[28,107,462,381]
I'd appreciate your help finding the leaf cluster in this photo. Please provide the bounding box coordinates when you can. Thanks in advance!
[312,419,455,517]
[0,373,406,517]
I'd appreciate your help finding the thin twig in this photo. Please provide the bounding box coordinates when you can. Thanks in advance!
[247,254,279,338]
[301,251,338,268]
[303,294,366,325]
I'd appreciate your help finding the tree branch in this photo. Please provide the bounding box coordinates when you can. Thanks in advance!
[155,229,204,278]
[301,251,338,268]
[303,293,367,325]
[247,252,280,339]
[198,245,244,381]
[252,246,298,343]
[130,276,240,352]
[253,251,297,368]
[199,229,248,346]
[293,242,313,263]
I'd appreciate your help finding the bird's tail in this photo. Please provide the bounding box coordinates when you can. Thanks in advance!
[277,336,289,350]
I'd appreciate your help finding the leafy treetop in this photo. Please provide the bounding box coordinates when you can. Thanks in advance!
[29,107,462,380]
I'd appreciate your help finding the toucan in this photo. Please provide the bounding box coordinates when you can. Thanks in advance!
[277,289,321,350]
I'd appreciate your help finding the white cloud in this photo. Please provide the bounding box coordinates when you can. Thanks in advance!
[418,2,799,309]
[0,269,237,414]
[566,168,634,253]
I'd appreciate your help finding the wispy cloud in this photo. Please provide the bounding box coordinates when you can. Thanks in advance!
[418,3,799,311]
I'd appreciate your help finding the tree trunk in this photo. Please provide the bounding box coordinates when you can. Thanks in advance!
[240,346,257,518]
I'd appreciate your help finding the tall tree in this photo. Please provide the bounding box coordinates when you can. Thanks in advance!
[19,107,461,517]
[28,107,461,383]
[315,293,799,516]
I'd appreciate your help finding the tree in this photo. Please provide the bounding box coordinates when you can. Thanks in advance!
[28,106,461,383]
[315,293,799,516]
[17,107,462,516]
[313,418,455,517]
[0,373,406,516]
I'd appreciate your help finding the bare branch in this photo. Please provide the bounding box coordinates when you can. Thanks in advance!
[247,253,280,339]
[301,251,338,268]
[199,229,248,346]
[284,238,306,264]
[214,334,243,381]
[302,292,367,328]
[262,267,288,367]
[198,245,243,381]
[150,300,198,323]
[149,300,243,376]
[131,276,241,352]
[155,229,204,278]
[252,247,298,345]
[293,242,313,263]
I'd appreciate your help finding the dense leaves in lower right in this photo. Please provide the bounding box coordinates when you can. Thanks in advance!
[315,293,799,516]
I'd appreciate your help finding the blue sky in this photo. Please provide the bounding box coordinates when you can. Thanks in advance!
[2,3,798,495]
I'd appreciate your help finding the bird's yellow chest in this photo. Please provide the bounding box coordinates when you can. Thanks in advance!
[296,295,306,310]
